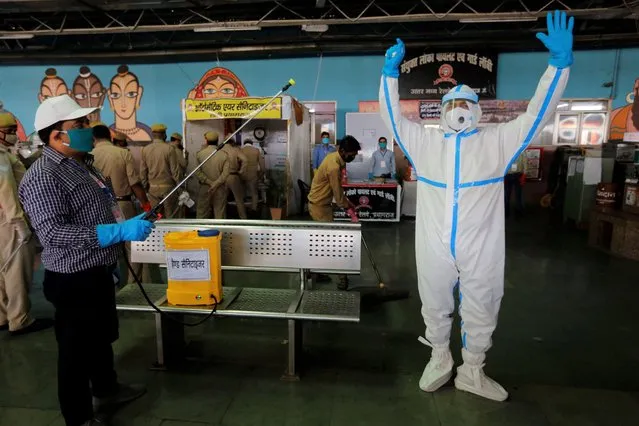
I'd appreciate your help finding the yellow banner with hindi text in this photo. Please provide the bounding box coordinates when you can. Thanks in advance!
[184,97,283,120]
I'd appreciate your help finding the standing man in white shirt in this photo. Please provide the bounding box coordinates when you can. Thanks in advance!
[368,136,396,179]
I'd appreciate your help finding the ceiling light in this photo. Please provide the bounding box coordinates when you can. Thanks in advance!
[459,17,538,23]
[0,33,35,40]
[302,24,329,33]
[571,104,605,111]
[193,26,261,33]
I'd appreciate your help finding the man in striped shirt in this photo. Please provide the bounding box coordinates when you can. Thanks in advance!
[19,95,154,426]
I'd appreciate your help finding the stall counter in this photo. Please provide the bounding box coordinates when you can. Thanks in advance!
[334,179,402,222]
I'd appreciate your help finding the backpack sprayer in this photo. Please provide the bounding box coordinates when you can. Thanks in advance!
[123,78,296,327]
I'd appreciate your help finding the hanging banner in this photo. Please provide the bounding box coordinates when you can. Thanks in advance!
[399,51,498,100]
[184,97,283,120]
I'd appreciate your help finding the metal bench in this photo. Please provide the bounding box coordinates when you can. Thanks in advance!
[115,219,362,380]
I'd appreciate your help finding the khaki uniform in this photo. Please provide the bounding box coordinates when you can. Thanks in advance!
[195,145,230,219]
[140,139,181,218]
[170,145,188,218]
[308,151,350,221]
[92,140,146,284]
[0,145,35,331]
[308,151,350,288]
[222,145,248,219]
[242,144,265,211]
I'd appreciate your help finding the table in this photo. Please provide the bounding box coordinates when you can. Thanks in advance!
[334,179,402,222]
[589,208,639,261]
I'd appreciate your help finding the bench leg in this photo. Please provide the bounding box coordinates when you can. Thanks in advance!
[282,319,302,381]
[151,312,186,370]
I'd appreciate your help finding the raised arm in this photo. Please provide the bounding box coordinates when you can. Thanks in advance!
[498,11,573,172]
[379,39,429,172]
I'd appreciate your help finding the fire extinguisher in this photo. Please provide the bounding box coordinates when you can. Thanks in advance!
[341,167,348,185]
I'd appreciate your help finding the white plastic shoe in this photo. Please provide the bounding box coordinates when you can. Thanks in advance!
[417,337,454,392]
[454,349,508,402]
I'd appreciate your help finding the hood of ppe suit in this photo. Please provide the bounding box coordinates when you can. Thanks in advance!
[439,85,482,134]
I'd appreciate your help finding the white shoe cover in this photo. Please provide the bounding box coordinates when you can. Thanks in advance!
[454,349,508,402]
[417,337,454,392]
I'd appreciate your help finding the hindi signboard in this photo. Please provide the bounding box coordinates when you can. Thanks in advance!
[399,51,498,100]
[184,97,283,120]
[166,249,211,281]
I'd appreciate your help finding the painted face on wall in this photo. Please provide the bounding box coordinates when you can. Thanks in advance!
[72,66,106,122]
[108,65,143,121]
[39,68,70,103]
[188,67,249,99]
[202,76,237,98]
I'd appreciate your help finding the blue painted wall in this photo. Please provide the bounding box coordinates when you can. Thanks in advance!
[0,47,636,138]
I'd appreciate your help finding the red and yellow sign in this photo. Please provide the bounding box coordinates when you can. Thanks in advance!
[184,97,283,120]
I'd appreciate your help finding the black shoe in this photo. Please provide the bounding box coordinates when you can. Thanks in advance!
[337,279,349,291]
[9,318,54,337]
[315,274,331,283]
[0,324,8,332]
[93,383,146,410]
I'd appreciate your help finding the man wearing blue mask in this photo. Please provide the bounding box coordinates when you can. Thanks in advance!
[368,136,396,180]
[380,11,573,401]
[312,131,336,173]
[18,95,154,426]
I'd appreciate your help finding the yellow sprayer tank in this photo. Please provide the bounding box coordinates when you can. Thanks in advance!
[164,229,223,306]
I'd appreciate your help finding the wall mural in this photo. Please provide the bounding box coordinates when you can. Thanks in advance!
[609,78,639,140]
[38,68,70,103]
[187,67,248,99]
[71,66,106,123]
[107,65,152,141]
[34,65,152,141]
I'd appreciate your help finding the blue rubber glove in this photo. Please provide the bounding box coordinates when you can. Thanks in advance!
[536,10,574,69]
[368,173,374,180]
[96,213,155,248]
[382,38,405,78]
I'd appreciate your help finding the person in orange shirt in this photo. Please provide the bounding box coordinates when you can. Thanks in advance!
[609,78,639,140]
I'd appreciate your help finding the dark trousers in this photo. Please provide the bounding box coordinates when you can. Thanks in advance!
[504,173,524,217]
[43,266,120,426]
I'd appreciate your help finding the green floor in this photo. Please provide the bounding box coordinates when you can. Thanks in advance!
[2,213,639,425]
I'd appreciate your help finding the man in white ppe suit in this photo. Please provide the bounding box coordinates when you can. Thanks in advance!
[379,11,573,401]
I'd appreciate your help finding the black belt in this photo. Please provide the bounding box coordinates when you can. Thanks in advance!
[229,172,239,175]
[116,195,132,201]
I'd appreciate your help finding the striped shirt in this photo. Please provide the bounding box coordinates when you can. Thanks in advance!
[18,146,119,273]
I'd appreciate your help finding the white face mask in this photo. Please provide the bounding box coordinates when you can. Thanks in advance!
[3,134,18,145]
[444,107,474,132]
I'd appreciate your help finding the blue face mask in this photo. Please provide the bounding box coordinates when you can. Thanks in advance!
[322,137,330,145]
[61,128,95,153]
[379,142,387,150]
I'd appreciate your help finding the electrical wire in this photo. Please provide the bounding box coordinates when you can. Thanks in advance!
[121,245,219,327]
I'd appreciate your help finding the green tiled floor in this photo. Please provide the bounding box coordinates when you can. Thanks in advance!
[2,214,639,425]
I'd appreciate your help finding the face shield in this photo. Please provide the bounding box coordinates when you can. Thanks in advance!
[440,85,482,134]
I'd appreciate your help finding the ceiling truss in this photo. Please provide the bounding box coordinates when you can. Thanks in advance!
[0,0,636,62]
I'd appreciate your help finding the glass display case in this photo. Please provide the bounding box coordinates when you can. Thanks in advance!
[552,100,610,146]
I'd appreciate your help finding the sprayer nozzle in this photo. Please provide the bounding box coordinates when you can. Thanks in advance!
[288,78,296,86]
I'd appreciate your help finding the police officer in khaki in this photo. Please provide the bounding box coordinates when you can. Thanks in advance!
[221,138,248,219]
[307,135,361,290]
[140,123,181,218]
[0,112,53,336]
[195,131,230,219]
[168,132,188,218]
[170,132,188,176]
[91,124,151,284]
[241,139,265,211]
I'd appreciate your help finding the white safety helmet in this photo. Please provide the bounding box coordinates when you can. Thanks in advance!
[440,85,482,134]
